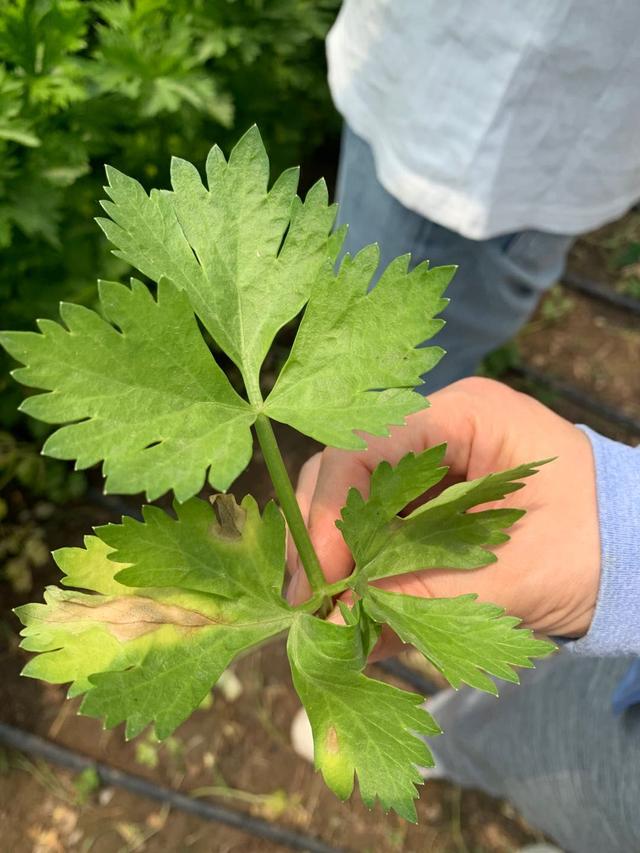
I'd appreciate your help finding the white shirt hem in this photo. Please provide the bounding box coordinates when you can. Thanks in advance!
[329,76,638,240]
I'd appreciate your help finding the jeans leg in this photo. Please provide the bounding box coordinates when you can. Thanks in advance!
[418,228,575,390]
[336,125,435,269]
[335,126,575,391]
[425,654,640,853]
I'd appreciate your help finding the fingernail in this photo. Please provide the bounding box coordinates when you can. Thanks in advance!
[286,571,301,605]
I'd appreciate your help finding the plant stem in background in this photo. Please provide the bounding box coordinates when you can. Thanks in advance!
[254,414,326,597]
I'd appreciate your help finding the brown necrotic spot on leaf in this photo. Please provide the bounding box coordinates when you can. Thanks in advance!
[325,725,340,755]
[48,594,213,642]
[209,493,246,540]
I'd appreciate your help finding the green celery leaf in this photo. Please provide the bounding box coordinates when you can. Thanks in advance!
[339,450,547,582]
[338,445,448,564]
[15,496,291,739]
[264,247,454,447]
[97,494,285,606]
[97,126,342,396]
[0,278,255,500]
[364,588,556,695]
[287,610,439,822]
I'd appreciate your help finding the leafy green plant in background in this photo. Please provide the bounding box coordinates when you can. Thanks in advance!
[0,0,339,499]
[1,129,554,821]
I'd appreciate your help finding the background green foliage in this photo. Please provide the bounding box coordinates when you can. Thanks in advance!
[0,0,340,500]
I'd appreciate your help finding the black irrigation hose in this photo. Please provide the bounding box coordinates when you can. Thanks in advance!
[562,271,640,317]
[510,363,640,434]
[0,723,347,853]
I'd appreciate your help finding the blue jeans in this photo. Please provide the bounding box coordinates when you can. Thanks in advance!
[428,653,640,853]
[336,126,575,391]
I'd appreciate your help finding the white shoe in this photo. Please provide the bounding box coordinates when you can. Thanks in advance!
[290,705,315,763]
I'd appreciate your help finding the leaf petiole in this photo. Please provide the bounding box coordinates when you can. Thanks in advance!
[295,578,354,615]
[253,414,327,597]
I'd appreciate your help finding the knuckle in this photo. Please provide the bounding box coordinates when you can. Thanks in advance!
[448,376,523,414]
[450,376,506,399]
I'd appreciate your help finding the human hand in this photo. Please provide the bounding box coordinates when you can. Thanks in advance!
[287,378,600,650]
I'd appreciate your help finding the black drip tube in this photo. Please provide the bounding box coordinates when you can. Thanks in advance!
[562,272,640,317]
[0,722,347,853]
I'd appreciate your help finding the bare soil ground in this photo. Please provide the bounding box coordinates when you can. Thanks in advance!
[1,212,638,853]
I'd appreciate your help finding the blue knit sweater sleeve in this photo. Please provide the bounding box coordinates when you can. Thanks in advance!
[571,426,640,657]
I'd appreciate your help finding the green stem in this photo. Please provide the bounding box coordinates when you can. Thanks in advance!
[254,414,326,596]
[299,578,352,614]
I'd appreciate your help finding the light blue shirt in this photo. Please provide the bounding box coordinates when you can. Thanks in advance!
[574,427,640,711]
